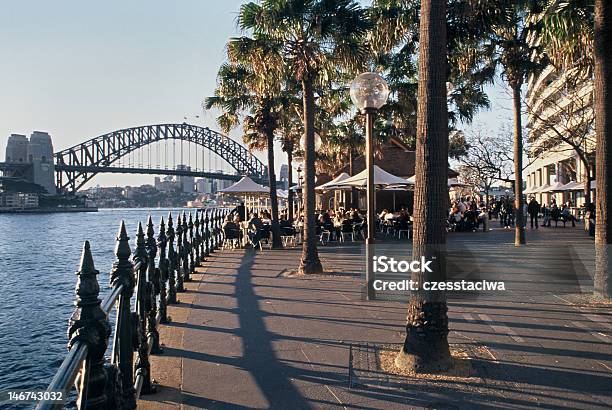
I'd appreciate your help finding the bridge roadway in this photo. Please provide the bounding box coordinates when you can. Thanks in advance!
[53,164,245,182]
[139,227,611,409]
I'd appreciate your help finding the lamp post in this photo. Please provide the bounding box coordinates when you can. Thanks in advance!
[350,72,390,300]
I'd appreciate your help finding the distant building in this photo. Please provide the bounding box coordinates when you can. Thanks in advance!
[0,177,43,209]
[279,164,289,190]
[0,192,39,209]
[196,178,213,194]
[154,175,179,192]
[176,165,194,193]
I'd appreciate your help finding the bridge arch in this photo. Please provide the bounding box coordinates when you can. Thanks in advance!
[54,123,267,192]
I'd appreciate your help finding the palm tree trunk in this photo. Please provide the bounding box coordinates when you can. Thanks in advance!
[266,131,283,249]
[594,0,612,300]
[512,83,526,246]
[396,0,451,373]
[287,148,294,222]
[299,77,323,274]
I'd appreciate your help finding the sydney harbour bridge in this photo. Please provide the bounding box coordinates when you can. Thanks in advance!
[1,123,268,194]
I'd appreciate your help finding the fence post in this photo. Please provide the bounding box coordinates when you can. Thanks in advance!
[134,222,154,394]
[204,211,211,257]
[211,210,217,252]
[188,212,195,275]
[68,241,112,409]
[182,212,190,282]
[166,213,178,304]
[215,210,221,250]
[109,221,137,409]
[175,214,184,292]
[157,217,169,323]
[199,211,206,261]
[194,211,202,265]
[146,216,161,354]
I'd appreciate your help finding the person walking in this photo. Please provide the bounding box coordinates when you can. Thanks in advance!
[527,197,540,229]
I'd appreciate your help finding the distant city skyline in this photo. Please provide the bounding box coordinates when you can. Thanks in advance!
[1,1,515,189]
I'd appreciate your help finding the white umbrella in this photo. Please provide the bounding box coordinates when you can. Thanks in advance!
[218,176,269,196]
[523,185,536,194]
[533,183,550,193]
[338,165,411,188]
[405,175,467,187]
[557,181,580,191]
[447,178,468,188]
[219,176,270,213]
[276,189,288,199]
[541,181,566,192]
[315,172,350,191]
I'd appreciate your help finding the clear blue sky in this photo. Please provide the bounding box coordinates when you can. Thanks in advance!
[0,0,512,188]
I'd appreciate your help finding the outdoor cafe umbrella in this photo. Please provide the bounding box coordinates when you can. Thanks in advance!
[533,183,550,193]
[541,181,567,192]
[405,175,468,187]
[338,165,411,188]
[315,172,350,191]
[218,176,269,213]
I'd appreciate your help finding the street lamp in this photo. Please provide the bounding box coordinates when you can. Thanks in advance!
[350,72,389,300]
[300,132,322,153]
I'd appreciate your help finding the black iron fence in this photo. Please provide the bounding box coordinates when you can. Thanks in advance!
[36,208,230,409]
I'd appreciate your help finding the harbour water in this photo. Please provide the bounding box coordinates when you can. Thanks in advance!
[0,208,191,405]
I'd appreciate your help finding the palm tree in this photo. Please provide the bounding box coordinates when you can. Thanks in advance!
[395,0,452,373]
[477,1,547,246]
[204,62,283,248]
[234,0,371,274]
[539,0,610,299]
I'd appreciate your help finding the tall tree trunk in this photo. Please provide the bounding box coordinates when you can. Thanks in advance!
[266,130,283,249]
[396,0,451,373]
[299,77,323,274]
[594,0,612,300]
[287,148,294,222]
[512,83,526,246]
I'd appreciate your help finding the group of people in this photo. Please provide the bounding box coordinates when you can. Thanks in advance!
[489,196,581,229]
[221,192,589,249]
[448,197,489,232]
[524,197,580,228]
[221,205,272,248]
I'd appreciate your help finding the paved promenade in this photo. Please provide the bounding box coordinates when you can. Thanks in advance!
[140,227,611,409]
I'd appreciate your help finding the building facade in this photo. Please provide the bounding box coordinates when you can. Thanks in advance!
[524,65,595,209]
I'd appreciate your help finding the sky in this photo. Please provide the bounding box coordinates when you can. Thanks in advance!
[0,1,514,188]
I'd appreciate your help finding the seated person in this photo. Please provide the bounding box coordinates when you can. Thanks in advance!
[279,215,295,236]
[247,212,264,247]
[222,215,240,240]
[561,205,577,227]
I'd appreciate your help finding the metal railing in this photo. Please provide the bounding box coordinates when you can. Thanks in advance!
[36,208,229,409]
